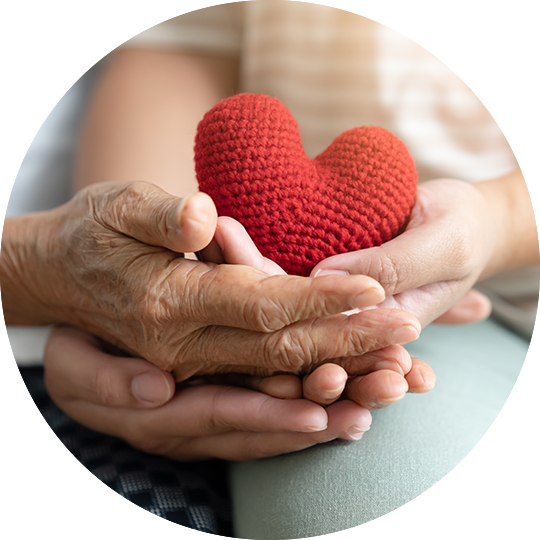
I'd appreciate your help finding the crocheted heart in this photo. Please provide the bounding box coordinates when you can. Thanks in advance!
[195,94,417,276]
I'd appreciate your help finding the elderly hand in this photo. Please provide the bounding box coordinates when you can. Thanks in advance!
[200,216,436,410]
[1,181,422,381]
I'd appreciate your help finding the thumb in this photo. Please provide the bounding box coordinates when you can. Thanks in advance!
[44,326,175,409]
[91,182,217,253]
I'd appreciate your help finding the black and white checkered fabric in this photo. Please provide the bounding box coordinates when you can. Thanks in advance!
[0,368,232,540]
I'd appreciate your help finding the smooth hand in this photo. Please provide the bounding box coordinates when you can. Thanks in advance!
[311,179,500,326]
[44,327,376,460]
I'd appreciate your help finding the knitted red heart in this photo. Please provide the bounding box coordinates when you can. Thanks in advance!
[195,94,417,276]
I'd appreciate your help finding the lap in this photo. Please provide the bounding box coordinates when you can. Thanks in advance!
[228,318,529,539]
[0,369,231,540]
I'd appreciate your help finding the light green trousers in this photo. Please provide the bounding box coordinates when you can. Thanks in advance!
[229,318,528,539]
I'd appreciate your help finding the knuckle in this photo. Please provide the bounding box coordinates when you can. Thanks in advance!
[268,331,314,373]
[243,283,292,332]
[346,317,383,355]
[100,182,153,230]
[242,287,283,333]
[121,181,152,203]
[245,297,284,332]
[111,183,146,221]
[180,262,209,319]
[371,253,404,296]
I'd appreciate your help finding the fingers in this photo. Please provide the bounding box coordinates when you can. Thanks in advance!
[302,345,413,406]
[188,263,387,333]
[44,326,175,409]
[433,289,492,324]
[140,384,329,438]
[175,399,372,461]
[92,182,217,253]
[344,370,409,410]
[58,380,333,452]
[197,216,287,273]
[325,399,373,440]
[309,181,479,296]
[302,364,348,406]
[248,374,302,399]
[361,279,487,327]
[209,345,415,406]
[186,372,303,399]
[177,308,420,377]
[329,344,413,378]
[175,428,334,461]
[405,356,437,394]
[215,217,287,275]
[343,355,436,409]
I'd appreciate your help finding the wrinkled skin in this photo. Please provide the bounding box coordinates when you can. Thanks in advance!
[35,181,436,461]
[12,181,422,381]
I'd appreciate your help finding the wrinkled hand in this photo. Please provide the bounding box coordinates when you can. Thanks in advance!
[200,216,436,408]
[311,179,495,327]
[23,181,422,381]
[44,327,378,460]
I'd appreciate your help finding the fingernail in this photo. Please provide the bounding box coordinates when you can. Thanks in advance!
[180,194,210,235]
[176,193,195,228]
[132,372,171,404]
[347,426,366,440]
[375,360,405,377]
[376,393,407,407]
[354,286,385,307]
[370,383,408,408]
[391,324,420,345]
[313,269,349,278]
[302,423,328,433]
[319,388,342,401]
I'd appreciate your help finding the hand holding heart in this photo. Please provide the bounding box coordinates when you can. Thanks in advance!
[196,93,492,328]
[310,179,495,327]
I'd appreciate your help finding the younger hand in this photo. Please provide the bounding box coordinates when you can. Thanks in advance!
[44,327,375,459]
[311,179,497,326]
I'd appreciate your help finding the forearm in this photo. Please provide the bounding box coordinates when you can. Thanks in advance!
[475,169,539,280]
[75,48,239,196]
[0,212,61,325]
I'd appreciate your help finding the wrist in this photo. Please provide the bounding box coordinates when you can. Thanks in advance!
[474,178,519,280]
[1,210,64,325]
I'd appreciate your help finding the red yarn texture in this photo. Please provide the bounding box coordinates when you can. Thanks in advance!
[195,94,417,276]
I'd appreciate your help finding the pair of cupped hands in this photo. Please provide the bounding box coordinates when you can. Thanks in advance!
[43,179,492,461]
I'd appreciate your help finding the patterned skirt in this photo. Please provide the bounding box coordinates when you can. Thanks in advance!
[0,368,232,540]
